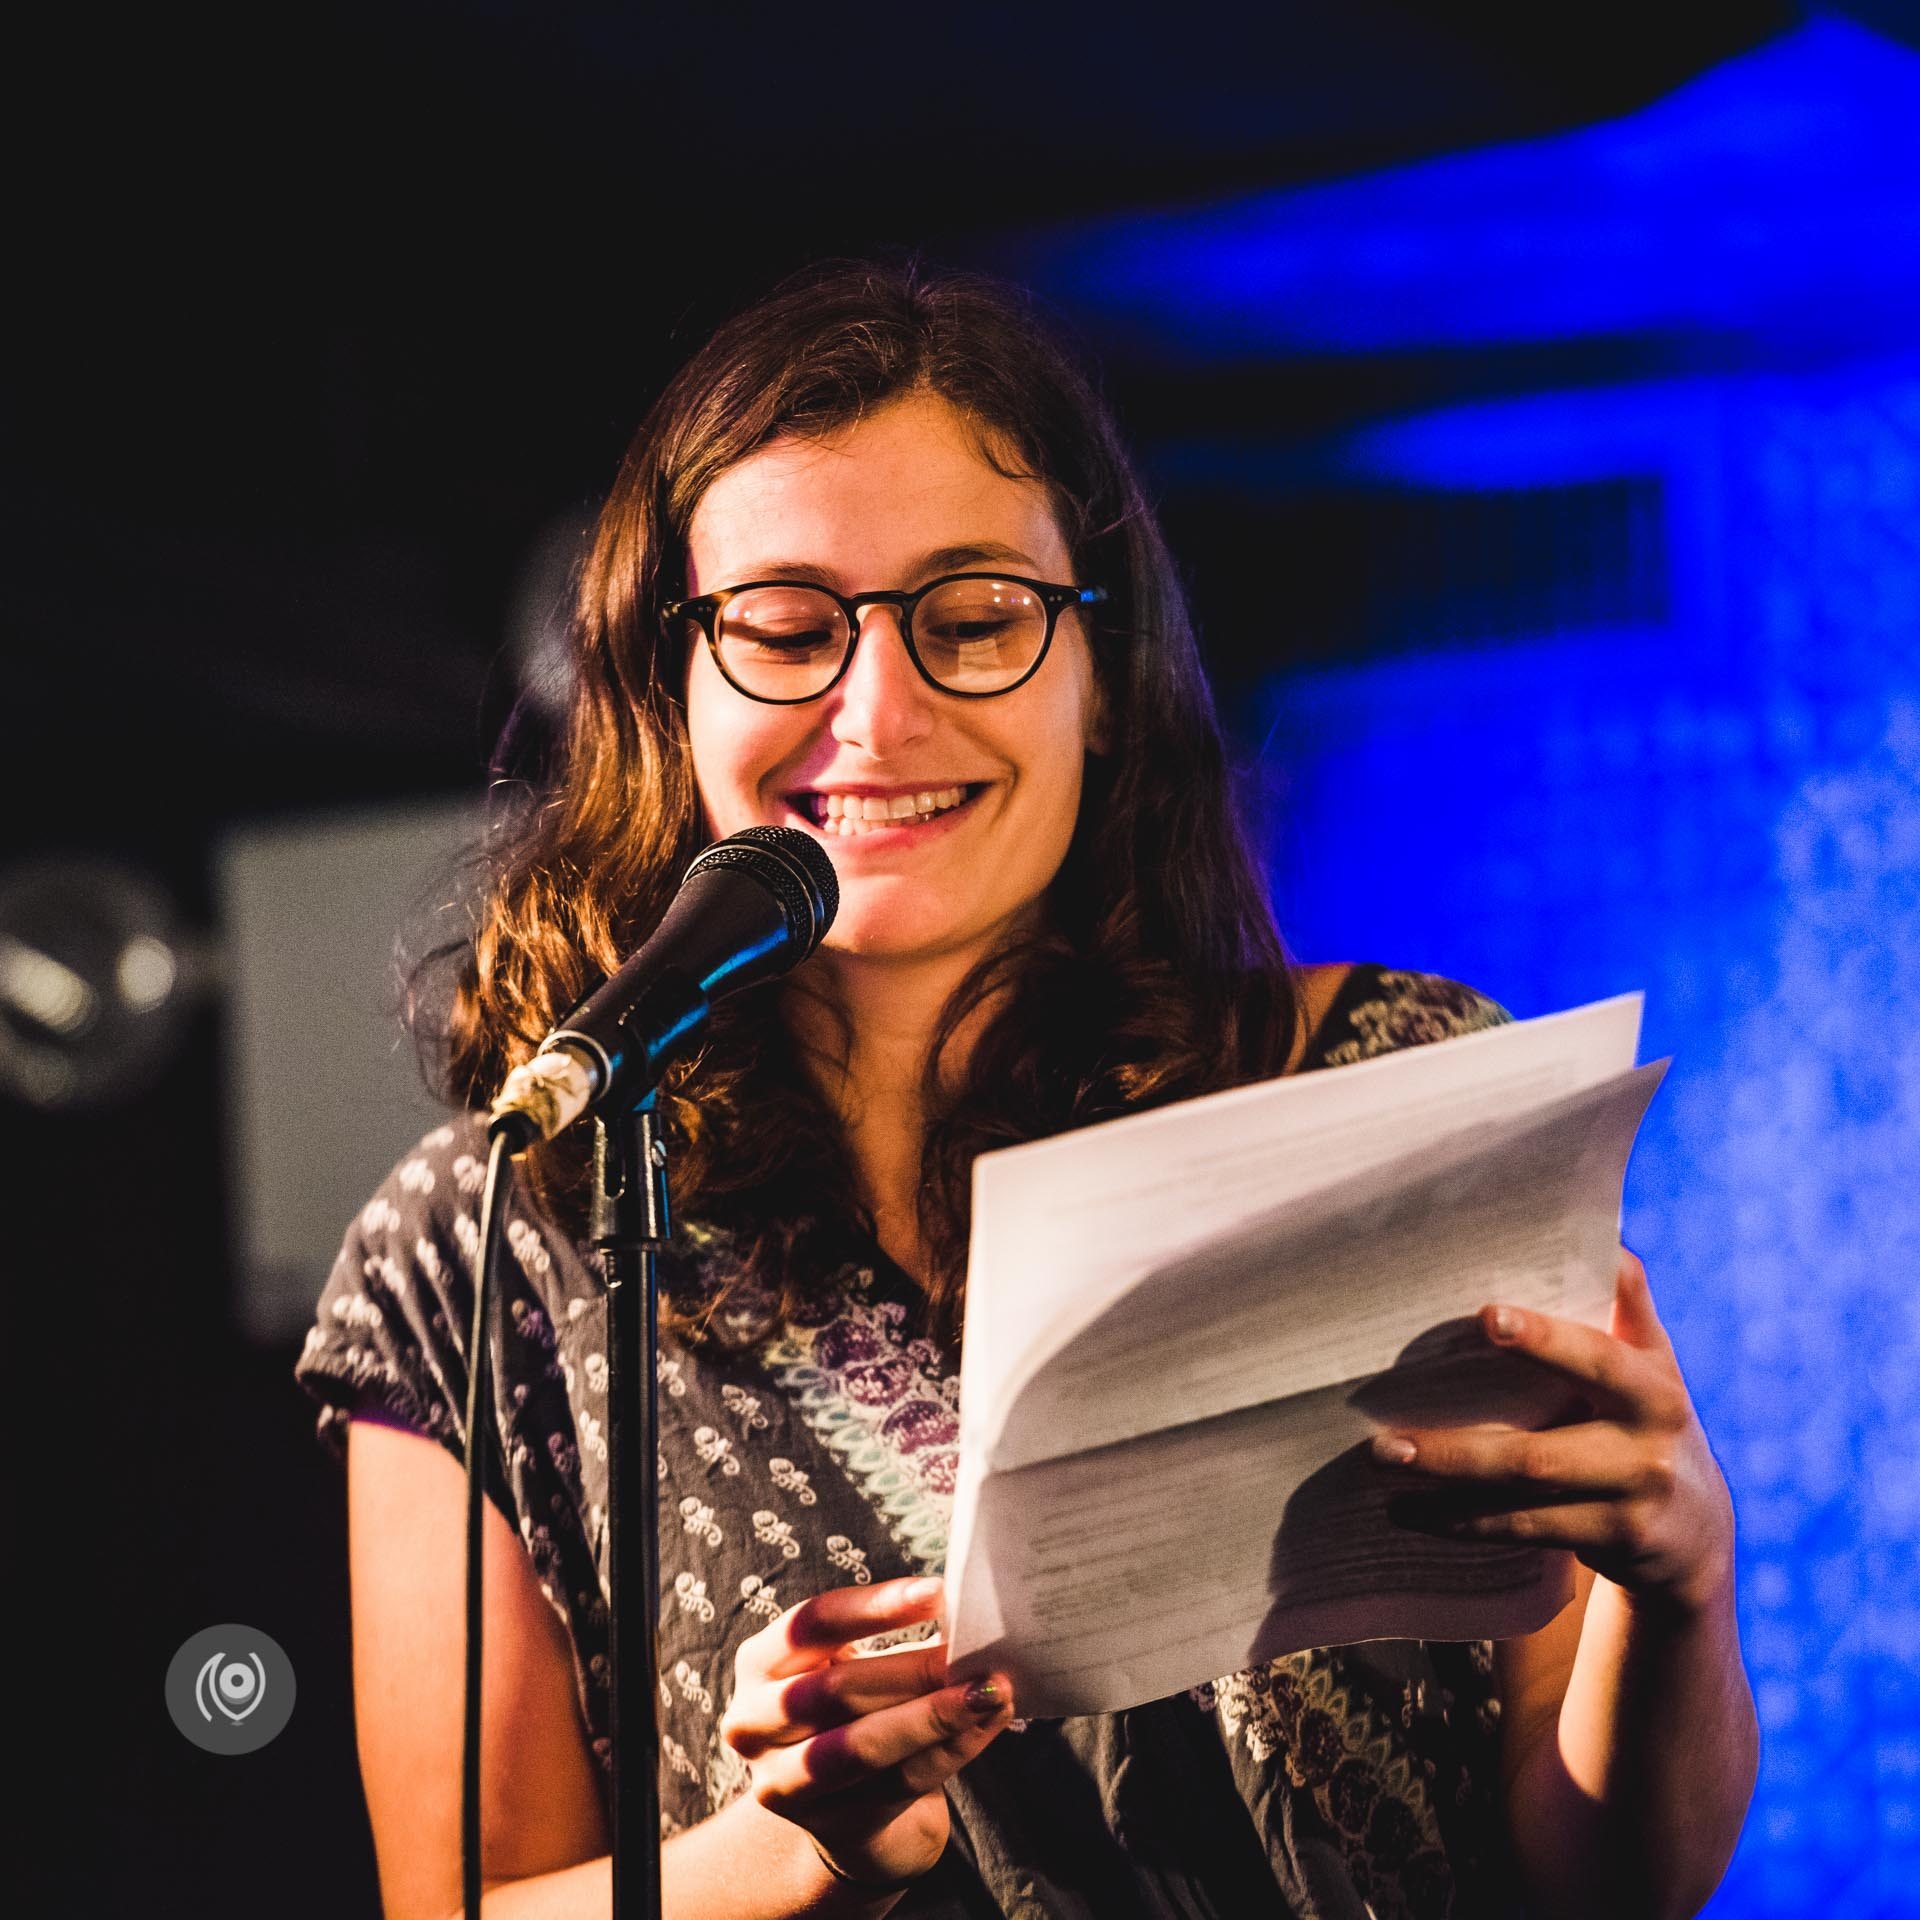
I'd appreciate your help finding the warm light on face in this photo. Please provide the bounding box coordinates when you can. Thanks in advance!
[682,392,1103,968]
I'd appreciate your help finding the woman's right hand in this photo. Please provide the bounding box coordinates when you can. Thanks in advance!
[719,1575,1015,1892]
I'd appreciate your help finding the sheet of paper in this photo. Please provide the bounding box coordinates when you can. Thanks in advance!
[960,993,1642,1458]
[945,995,1661,1717]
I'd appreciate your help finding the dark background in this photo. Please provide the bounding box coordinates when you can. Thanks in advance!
[12,4,1909,1912]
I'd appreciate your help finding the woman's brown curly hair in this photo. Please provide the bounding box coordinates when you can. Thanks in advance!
[418,257,1303,1339]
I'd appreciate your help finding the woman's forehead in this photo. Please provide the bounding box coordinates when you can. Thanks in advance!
[684,393,1068,592]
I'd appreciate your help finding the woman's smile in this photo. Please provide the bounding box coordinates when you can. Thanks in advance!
[786,781,985,838]
[684,390,1102,962]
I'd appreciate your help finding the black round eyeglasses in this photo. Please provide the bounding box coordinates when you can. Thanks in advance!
[661,572,1107,705]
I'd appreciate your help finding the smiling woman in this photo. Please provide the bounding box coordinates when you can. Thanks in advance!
[293,260,1754,1920]
[683,394,1104,968]
[410,261,1302,1333]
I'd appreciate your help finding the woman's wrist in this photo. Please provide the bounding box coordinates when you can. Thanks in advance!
[663,1793,920,1919]
[1617,1495,1739,1630]
[809,1833,918,1905]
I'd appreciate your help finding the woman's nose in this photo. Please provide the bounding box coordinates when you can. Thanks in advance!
[827,606,935,756]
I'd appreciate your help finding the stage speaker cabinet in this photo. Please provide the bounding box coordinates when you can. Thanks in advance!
[216,797,479,1344]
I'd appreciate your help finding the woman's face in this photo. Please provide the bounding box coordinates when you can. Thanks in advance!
[683,390,1102,967]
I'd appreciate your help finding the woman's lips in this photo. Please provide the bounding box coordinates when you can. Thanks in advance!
[782,783,986,846]
[817,784,966,823]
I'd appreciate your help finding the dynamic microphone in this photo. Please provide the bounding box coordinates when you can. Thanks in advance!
[487,825,838,1146]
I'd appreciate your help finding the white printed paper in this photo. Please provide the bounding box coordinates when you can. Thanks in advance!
[945,994,1663,1716]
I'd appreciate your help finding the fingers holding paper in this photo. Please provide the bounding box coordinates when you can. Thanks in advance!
[722,1574,1016,1888]
[1374,1247,1736,1617]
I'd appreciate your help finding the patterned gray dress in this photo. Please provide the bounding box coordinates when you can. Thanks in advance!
[296,966,1527,1919]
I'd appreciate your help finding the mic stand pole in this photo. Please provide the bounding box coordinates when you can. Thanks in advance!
[592,1095,669,1920]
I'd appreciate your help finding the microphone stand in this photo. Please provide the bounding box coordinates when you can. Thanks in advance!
[591,1095,670,1920]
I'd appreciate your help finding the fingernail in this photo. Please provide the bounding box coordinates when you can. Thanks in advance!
[1487,1305,1521,1342]
[903,1577,943,1605]
[1372,1433,1418,1466]
[964,1676,1006,1716]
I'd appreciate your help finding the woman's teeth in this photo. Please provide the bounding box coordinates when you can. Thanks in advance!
[807,786,969,834]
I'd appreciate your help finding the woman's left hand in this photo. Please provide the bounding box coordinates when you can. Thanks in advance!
[1374,1247,1736,1618]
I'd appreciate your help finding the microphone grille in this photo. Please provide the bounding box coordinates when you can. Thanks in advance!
[685,826,839,955]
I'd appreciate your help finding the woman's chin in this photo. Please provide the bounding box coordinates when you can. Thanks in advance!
[819,922,963,964]
[813,899,996,968]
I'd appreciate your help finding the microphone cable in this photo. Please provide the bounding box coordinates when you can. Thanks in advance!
[463,1124,523,1920]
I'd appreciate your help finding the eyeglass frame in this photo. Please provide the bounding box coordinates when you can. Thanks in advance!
[661,571,1109,705]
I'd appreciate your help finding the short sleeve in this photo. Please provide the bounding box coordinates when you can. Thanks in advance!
[293,1124,478,1473]
[297,1117,622,1794]
[1308,965,1513,1069]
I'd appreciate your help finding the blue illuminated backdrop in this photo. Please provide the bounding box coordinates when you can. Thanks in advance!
[1014,17,1919,1916]
[1263,371,1919,1917]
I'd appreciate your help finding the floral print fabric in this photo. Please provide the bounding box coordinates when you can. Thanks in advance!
[296,965,1523,1918]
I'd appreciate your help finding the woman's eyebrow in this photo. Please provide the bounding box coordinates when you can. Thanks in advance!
[726,543,1041,587]
[724,559,838,585]
[914,541,1039,576]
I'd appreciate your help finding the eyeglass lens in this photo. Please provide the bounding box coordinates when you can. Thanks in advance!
[712,579,1047,698]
